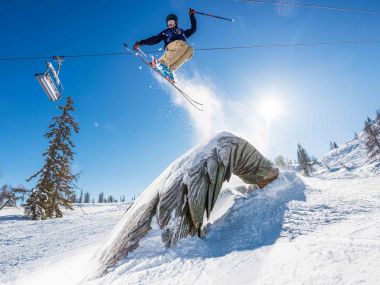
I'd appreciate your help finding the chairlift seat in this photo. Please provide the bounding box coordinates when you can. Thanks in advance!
[35,72,62,101]
[35,58,64,102]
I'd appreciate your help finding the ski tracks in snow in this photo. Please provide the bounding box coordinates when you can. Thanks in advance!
[282,177,380,240]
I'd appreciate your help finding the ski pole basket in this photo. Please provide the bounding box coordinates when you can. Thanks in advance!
[35,56,64,102]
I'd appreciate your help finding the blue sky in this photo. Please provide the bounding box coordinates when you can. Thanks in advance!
[1,0,379,200]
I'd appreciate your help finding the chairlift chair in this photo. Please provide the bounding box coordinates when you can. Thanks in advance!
[35,56,64,102]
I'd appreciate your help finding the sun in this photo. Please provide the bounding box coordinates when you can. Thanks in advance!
[257,97,283,121]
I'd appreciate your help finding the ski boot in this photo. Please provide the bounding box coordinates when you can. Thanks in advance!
[160,63,175,83]
[162,68,175,83]
[150,58,175,83]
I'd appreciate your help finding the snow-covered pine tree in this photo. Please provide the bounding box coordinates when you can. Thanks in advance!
[0,185,28,210]
[274,155,286,169]
[333,142,339,149]
[71,193,77,203]
[354,132,359,140]
[329,141,334,150]
[25,97,79,220]
[312,156,319,164]
[98,192,104,203]
[78,190,83,203]
[363,116,380,160]
[297,143,313,176]
[84,191,90,203]
[286,158,293,170]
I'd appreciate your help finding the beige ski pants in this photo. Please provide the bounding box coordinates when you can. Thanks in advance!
[159,40,194,71]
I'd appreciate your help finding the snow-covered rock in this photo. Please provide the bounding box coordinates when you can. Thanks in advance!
[91,132,277,278]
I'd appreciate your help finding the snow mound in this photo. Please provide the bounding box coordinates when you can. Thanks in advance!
[314,132,380,178]
[90,171,305,284]
[91,132,278,278]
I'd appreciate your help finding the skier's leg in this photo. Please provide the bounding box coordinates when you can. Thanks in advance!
[159,40,188,69]
[170,45,194,71]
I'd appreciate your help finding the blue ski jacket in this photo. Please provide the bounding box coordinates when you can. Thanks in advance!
[138,14,196,49]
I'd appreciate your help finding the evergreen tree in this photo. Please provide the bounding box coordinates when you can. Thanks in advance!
[363,117,380,160]
[98,192,104,203]
[92,198,95,204]
[333,142,339,149]
[25,97,79,220]
[354,132,359,140]
[297,143,313,176]
[285,158,293,169]
[329,141,334,150]
[78,190,83,203]
[71,193,77,203]
[274,155,286,169]
[84,191,90,203]
[0,185,28,211]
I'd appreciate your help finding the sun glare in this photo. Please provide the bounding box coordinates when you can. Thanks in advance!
[257,97,283,121]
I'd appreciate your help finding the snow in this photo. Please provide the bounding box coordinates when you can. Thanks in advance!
[314,131,380,179]
[0,203,130,284]
[1,133,380,285]
[86,172,379,285]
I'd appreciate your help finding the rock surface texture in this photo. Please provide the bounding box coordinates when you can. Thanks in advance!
[94,132,275,277]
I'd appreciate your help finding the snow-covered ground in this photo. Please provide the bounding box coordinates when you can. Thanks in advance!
[85,173,379,285]
[0,203,130,284]
[1,133,379,285]
[314,131,380,179]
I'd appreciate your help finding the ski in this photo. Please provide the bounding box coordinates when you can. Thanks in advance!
[124,43,203,111]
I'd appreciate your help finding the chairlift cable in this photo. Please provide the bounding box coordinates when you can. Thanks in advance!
[1,39,380,62]
[239,0,380,15]
[196,39,380,51]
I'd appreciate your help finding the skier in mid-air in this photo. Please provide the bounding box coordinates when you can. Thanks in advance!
[133,8,197,82]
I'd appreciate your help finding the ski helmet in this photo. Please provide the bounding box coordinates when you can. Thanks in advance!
[166,14,178,23]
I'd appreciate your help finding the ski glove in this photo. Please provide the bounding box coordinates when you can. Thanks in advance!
[133,42,141,50]
[189,8,196,15]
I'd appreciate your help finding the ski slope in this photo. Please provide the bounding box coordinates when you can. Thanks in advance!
[87,173,379,285]
[0,203,130,284]
[1,134,379,285]
[314,131,380,179]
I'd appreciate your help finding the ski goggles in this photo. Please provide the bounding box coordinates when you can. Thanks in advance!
[167,19,176,27]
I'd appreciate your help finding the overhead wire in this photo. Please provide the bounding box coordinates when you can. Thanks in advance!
[1,39,380,62]
[195,40,380,51]
[239,0,380,15]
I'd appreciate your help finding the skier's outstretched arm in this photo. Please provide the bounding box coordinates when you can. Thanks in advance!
[184,9,197,38]
[137,32,165,47]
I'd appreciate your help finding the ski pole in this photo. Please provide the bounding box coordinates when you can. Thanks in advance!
[135,46,149,58]
[194,10,235,22]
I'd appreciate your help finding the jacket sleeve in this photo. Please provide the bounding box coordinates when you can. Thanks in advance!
[184,14,196,38]
[139,31,166,46]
